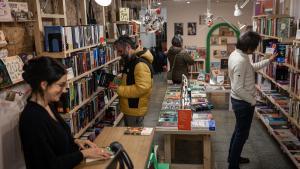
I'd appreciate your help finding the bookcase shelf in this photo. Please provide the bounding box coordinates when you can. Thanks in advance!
[253,14,291,18]
[67,87,105,116]
[113,112,124,127]
[41,43,102,58]
[283,63,300,73]
[189,72,199,74]
[67,57,121,83]
[41,14,65,19]
[255,110,300,168]
[255,85,300,130]
[294,40,300,44]
[106,39,117,43]
[74,94,118,138]
[257,70,289,91]
[260,34,282,40]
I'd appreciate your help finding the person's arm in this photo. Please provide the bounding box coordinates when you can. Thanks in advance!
[183,52,194,65]
[117,62,152,98]
[231,62,256,105]
[251,59,270,71]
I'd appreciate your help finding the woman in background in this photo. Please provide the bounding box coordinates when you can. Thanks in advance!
[167,35,194,84]
[19,57,111,169]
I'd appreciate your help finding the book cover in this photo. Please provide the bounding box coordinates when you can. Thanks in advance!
[178,109,192,130]
[64,26,73,50]
[44,26,65,52]
[72,26,80,49]
[0,55,24,84]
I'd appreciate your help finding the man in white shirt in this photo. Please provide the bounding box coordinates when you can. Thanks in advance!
[227,31,276,169]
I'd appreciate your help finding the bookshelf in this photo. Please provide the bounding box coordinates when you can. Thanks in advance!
[253,10,300,167]
[255,110,300,168]
[74,94,119,139]
[113,112,124,127]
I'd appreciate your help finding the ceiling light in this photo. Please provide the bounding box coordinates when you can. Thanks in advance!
[95,0,112,6]
[186,1,191,4]
[157,2,161,5]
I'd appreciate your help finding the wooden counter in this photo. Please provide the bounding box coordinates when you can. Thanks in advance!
[75,127,154,169]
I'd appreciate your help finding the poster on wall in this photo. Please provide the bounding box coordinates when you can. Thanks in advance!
[119,8,129,21]
[199,15,206,25]
[174,23,183,35]
[188,22,196,35]
[0,0,13,22]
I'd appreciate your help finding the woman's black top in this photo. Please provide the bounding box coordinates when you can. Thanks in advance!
[19,101,83,169]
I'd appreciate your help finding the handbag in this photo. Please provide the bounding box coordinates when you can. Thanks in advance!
[167,53,178,80]
[108,141,134,169]
[87,0,97,24]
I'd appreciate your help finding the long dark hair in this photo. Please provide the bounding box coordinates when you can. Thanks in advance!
[22,57,67,94]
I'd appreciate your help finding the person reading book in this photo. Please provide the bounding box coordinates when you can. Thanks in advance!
[227,31,277,169]
[19,57,112,169]
[113,36,154,127]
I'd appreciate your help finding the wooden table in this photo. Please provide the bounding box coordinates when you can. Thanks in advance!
[156,128,215,169]
[75,127,155,169]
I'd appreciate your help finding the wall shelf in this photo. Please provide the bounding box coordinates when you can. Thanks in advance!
[41,14,65,19]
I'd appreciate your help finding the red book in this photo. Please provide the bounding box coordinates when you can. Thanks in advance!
[178,109,192,130]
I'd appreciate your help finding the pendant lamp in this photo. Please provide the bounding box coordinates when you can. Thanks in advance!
[95,0,112,6]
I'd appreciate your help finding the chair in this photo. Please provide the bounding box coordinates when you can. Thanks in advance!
[147,145,169,169]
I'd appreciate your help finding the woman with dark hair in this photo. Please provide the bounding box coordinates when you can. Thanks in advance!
[167,35,194,84]
[227,31,277,169]
[19,57,111,169]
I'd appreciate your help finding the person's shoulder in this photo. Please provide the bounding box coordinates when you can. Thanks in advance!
[20,102,47,128]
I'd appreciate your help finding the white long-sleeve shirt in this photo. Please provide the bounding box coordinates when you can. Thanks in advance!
[228,49,270,105]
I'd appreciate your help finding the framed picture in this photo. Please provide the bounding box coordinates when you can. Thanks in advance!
[174,23,183,35]
[188,22,196,35]
[199,15,206,25]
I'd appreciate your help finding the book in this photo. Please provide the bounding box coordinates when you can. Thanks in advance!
[124,127,153,135]
[0,55,24,87]
[44,26,65,52]
[64,26,73,50]
[177,109,192,130]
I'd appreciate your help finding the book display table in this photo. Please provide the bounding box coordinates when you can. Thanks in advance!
[156,77,216,169]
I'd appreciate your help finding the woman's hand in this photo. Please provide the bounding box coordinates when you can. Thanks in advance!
[81,147,112,159]
[269,53,278,62]
[75,139,98,150]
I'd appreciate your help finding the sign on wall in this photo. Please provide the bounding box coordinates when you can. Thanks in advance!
[119,8,129,21]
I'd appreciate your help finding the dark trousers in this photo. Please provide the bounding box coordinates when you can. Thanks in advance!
[228,97,255,169]
[124,115,144,127]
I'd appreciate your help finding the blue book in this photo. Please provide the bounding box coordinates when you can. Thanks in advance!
[44,26,65,52]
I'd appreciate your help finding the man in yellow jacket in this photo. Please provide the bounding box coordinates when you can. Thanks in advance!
[114,36,153,127]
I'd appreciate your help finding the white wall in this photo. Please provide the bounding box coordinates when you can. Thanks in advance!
[165,0,253,48]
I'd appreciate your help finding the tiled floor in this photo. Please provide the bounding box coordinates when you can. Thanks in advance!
[142,73,296,169]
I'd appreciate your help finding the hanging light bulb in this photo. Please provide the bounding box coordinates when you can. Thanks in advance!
[234,4,242,16]
[95,0,112,6]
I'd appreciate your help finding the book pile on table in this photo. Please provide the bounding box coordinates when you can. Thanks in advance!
[157,80,215,131]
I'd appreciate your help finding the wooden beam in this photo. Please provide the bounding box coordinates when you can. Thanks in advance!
[32,0,44,55]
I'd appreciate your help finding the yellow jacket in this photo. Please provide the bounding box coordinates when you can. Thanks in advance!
[117,48,154,116]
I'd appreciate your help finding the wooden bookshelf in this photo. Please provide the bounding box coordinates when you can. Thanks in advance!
[255,85,300,130]
[255,51,266,56]
[256,110,300,168]
[41,14,65,19]
[189,72,199,74]
[106,39,117,43]
[74,94,119,138]
[67,87,105,116]
[68,57,121,83]
[260,34,282,40]
[253,14,291,18]
[113,112,124,127]
[283,63,300,73]
[293,40,300,44]
[41,43,102,58]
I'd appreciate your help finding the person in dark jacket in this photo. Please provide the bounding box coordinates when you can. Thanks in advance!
[167,35,194,84]
[19,57,111,169]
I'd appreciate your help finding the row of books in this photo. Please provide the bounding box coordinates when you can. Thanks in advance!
[289,99,300,124]
[254,0,290,16]
[287,47,300,69]
[60,45,118,78]
[189,61,204,73]
[63,89,116,135]
[44,25,104,52]
[78,99,121,141]
[253,17,296,39]
[263,63,289,84]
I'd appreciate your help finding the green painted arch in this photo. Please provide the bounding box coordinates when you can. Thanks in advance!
[205,22,240,73]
